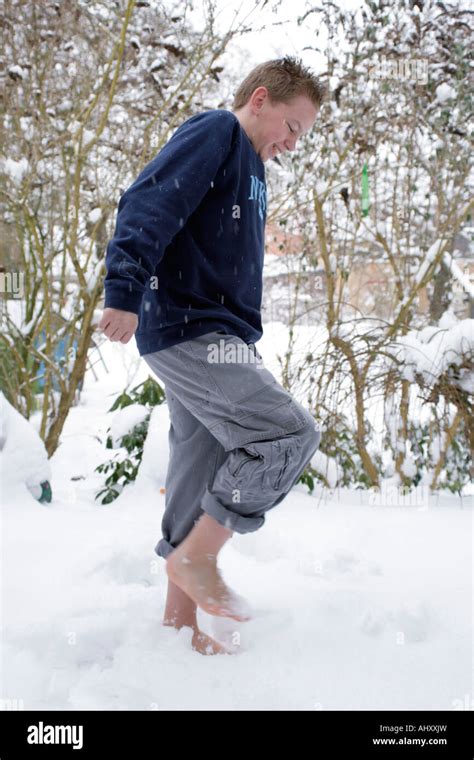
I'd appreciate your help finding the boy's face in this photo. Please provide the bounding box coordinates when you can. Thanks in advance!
[241,87,319,162]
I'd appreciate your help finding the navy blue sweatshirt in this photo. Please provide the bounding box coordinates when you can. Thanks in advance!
[103,109,267,354]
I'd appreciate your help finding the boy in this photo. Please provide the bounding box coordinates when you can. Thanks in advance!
[99,56,324,655]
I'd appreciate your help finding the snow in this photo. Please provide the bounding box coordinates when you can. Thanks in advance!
[394,315,474,388]
[443,251,474,299]
[19,117,34,140]
[7,64,26,80]
[262,252,308,277]
[84,260,104,295]
[2,157,29,184]
[435,83,456,103]
[311,450,338,488]
[87,208,102,225]
[82,130,95,148]
[0,330,472,710]
[400,456,417,479]
[414,239,444,285]
[108,403,149,448]
[150,54,167,71]
[0,392,51,497]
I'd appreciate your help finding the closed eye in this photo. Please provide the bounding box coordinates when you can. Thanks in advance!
[286,121,296,134]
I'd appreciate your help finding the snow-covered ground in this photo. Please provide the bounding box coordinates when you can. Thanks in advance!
[1,323,472,710]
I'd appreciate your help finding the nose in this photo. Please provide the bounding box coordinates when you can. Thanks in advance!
[283,136,297,152]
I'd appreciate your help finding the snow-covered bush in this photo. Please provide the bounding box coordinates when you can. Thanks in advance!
[95,377,165,504]
[385,312,473,492]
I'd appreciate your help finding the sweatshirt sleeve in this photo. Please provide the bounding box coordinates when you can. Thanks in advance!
[103,110,236,314]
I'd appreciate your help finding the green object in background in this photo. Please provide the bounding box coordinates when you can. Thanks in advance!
[27,479,52,503]
[39,480,52,503]
[362,162,370,217]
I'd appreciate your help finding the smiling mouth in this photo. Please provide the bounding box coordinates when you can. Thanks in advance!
[260,144,281,161]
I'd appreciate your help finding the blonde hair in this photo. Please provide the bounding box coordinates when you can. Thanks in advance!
[232,55,326,111]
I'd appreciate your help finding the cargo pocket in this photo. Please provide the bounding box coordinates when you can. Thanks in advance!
[273,438,293,490]
[271,436,303,492]
[228,442,268,499]
[231,447,262,478]
[230,436,302,500]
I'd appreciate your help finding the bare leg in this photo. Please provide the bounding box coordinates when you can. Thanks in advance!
[166,512,252,622]
[163,579,234,655]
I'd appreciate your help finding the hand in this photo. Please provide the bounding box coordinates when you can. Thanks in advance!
[98,307,138,344]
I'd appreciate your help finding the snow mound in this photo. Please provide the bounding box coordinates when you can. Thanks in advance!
[0,392,51,502]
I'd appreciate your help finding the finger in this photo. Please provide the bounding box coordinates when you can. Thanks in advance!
[107,325,121,340]
[99,310,114,326]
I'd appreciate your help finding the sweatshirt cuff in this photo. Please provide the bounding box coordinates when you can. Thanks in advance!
[103,286,143,315]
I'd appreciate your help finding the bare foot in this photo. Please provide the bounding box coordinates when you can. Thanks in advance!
[166,553,252,622]
[191,629,235,655]
[163,620,235,656]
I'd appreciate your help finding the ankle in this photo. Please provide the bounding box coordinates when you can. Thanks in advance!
[168,550,218,569]
[163,615,198,632]
[167,514,233,564]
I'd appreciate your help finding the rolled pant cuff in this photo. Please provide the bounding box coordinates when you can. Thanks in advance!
[154,538,177,560]
[201,490,265,534]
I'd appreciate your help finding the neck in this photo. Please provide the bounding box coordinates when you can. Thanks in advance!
[232,108,259,155]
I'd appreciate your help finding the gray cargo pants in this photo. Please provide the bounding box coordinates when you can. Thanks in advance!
[142,329,321,559]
